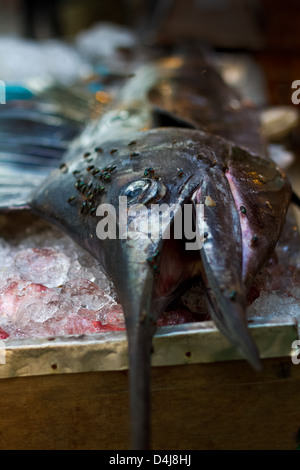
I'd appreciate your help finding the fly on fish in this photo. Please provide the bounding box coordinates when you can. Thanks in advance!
[0,50,294,450]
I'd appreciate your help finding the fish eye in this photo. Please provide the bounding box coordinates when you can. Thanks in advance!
[125,180,150,198]
[122,179,166,205]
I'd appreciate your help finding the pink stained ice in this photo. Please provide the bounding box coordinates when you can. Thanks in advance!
[0,277,126,339]
[0,216,126,339]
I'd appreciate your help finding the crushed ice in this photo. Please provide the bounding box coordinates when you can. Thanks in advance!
[0,215,125,339]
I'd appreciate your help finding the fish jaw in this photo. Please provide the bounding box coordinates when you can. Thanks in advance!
[193,170,262,371]
[225,146,292,288]
[103,237,156,449]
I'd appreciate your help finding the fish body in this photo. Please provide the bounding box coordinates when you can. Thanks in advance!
[0,52,292,449]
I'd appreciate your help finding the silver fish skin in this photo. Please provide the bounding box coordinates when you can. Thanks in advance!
[0,53,292,449]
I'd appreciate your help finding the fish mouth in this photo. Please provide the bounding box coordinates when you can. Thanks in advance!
[151,198,261,373]
[110,179,261,449]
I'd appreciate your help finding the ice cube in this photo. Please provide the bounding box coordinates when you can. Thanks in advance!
[96,304,125,328]
[0,280,49,322]
[61,278,117,314]
[14,248,71,288]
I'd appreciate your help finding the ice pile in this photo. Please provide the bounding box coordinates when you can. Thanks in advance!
[0,214,124,340]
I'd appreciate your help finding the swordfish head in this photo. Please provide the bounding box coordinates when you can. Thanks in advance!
[30,127,291,449]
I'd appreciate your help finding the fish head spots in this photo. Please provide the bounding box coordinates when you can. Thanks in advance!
[122,178,166,205]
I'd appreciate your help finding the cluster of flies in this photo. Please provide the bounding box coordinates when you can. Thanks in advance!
[59,139,185,219]
[59,146,119,217]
